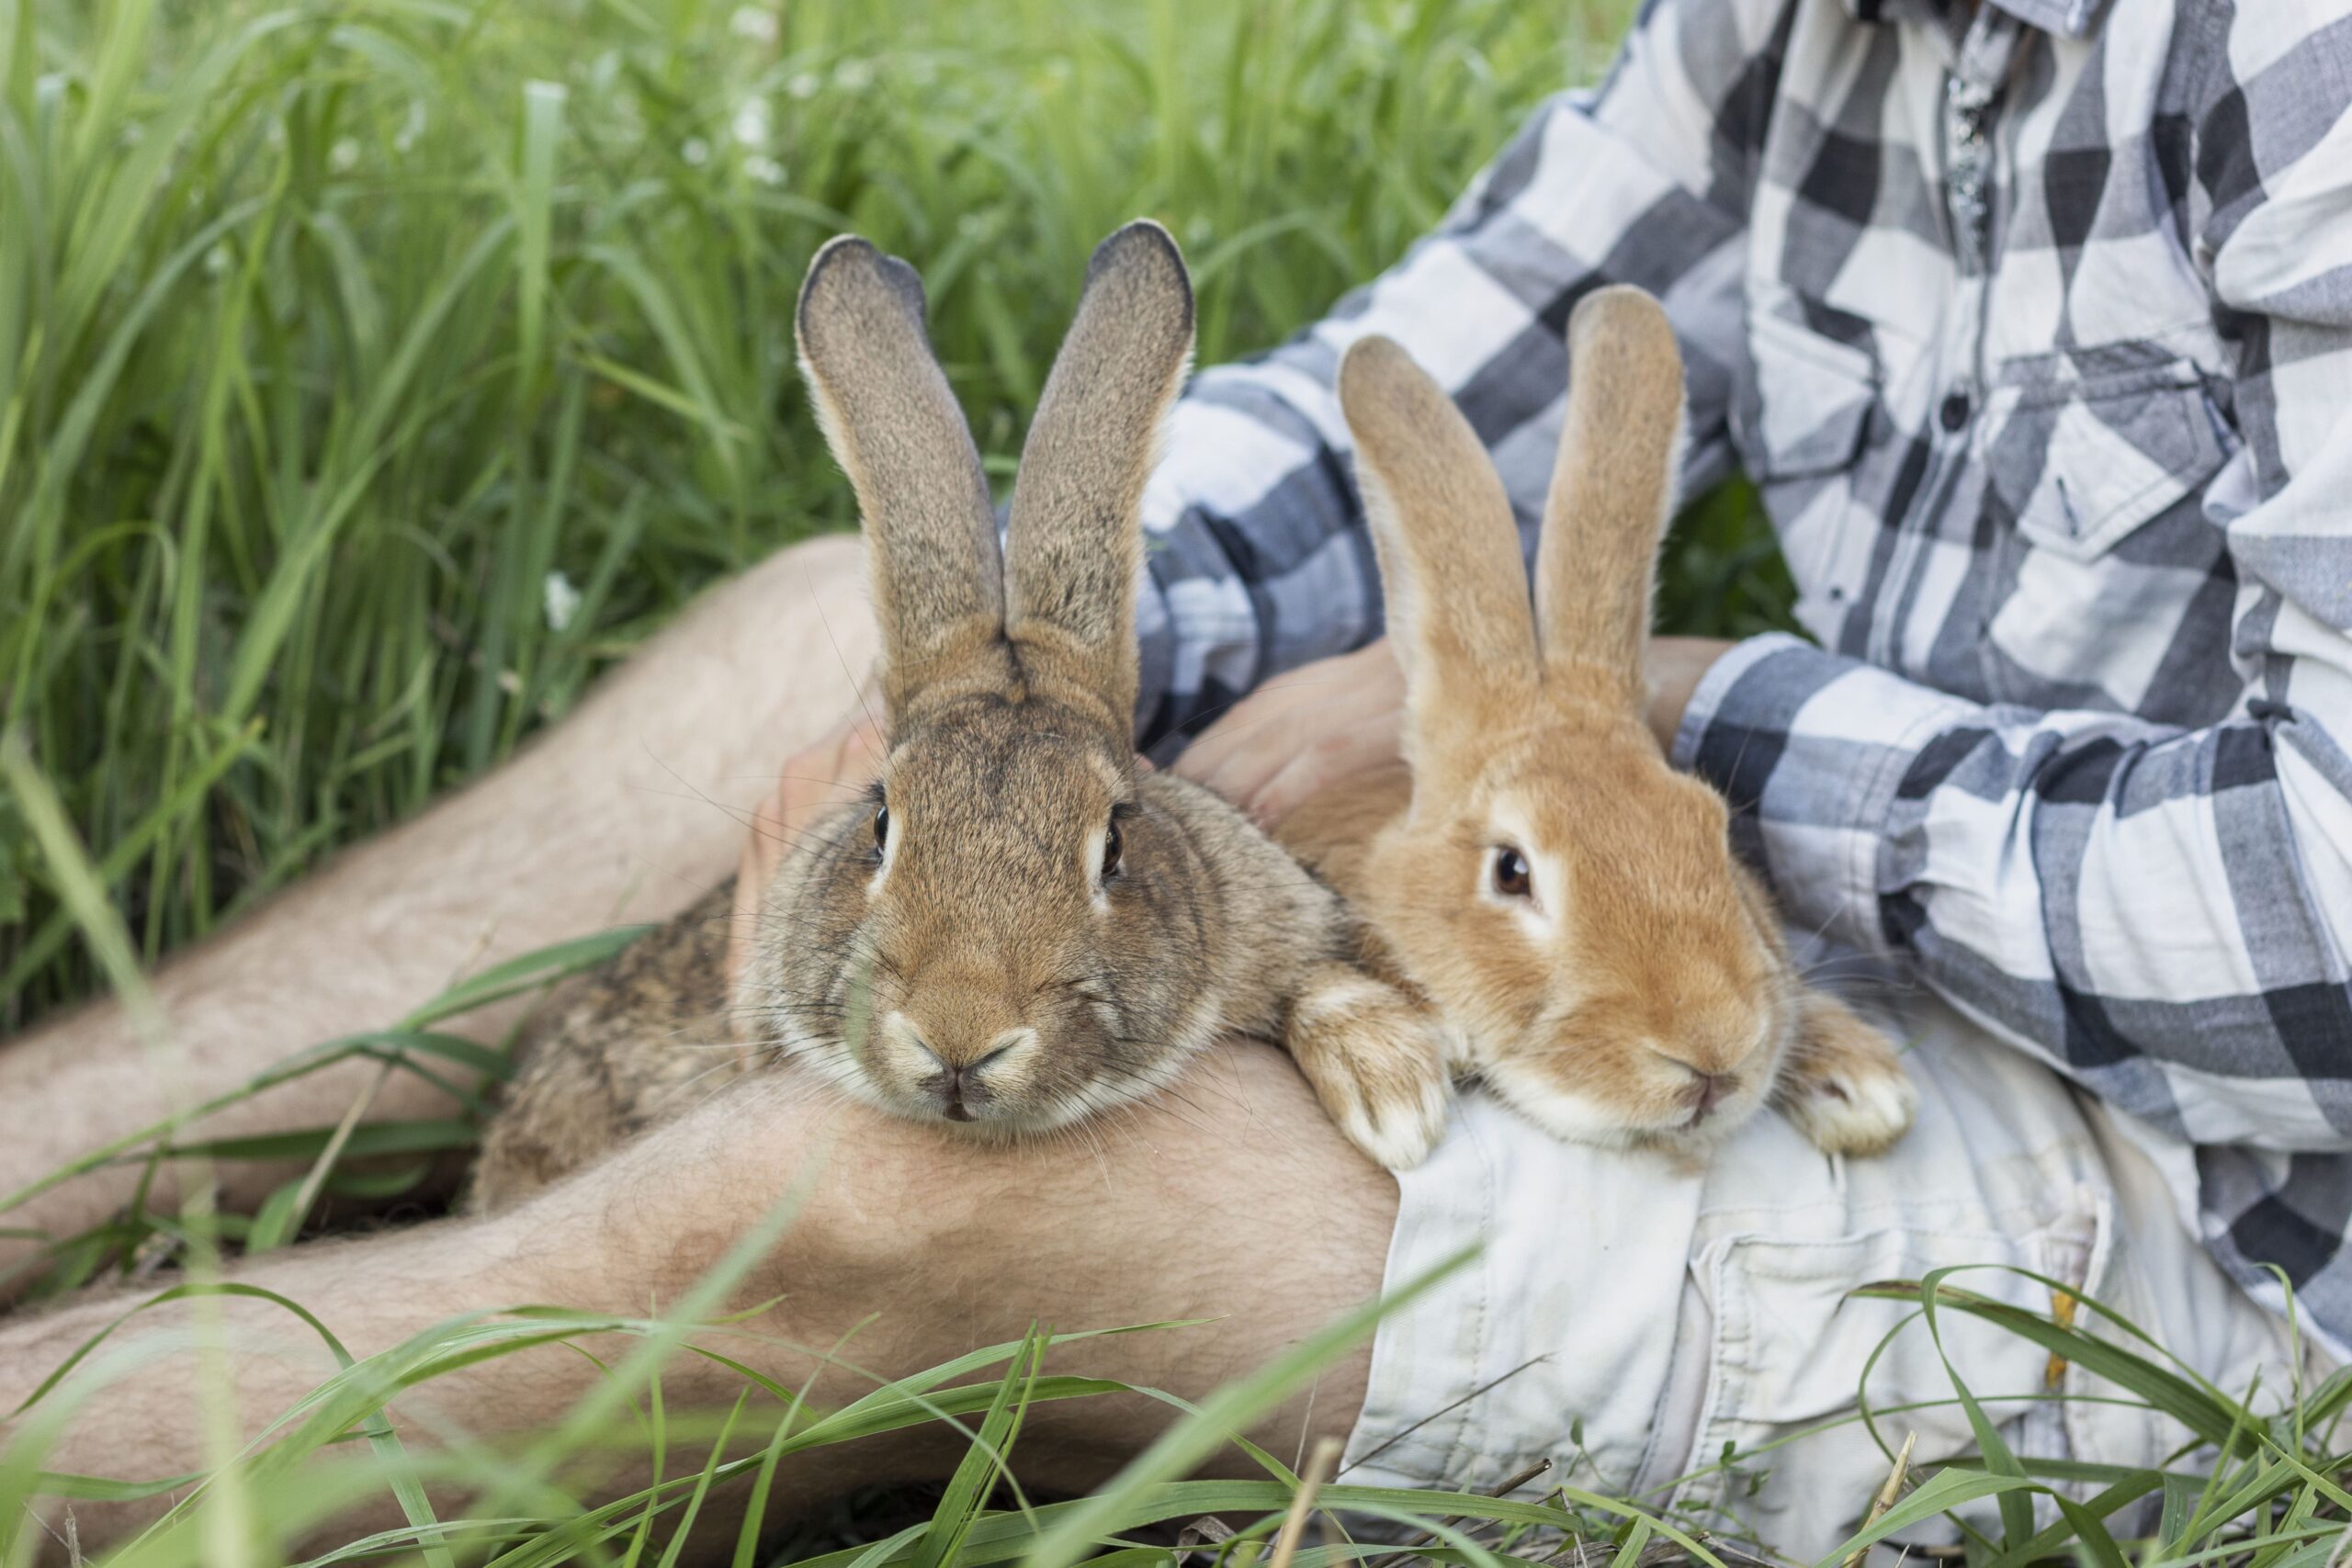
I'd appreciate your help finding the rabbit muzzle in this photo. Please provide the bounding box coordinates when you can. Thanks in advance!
[867,965,1050,1122]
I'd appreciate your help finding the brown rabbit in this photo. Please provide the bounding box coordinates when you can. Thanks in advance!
[471,223,1453,1212]
[1276,288,1917,1160]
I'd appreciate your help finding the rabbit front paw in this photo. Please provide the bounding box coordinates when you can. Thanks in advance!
[1775,994,1917,1157]
[1284,967,1454,1170]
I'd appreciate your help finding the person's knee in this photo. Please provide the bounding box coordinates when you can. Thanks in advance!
[707,1059,1217,1294]
[583,1049,1394,1426]
[805,1042,1392,1280]
[675,531,875,706]
[748,529,861,589]
[722,531,865,629]
[628,1045,1394,1328]
[803,1111,1037,1282]
[610,1083,1014,1298]
[574,528,874,766]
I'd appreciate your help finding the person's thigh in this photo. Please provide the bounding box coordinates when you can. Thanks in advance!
[1339,994,2310,1556]
[1,1040,1399,1561]
[736,1039,1402,1485]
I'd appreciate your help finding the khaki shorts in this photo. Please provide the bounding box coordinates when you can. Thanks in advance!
[1341,994,2312,1557]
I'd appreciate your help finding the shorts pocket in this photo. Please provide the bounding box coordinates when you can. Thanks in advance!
[1685,1208,2101,1556]
[1978,345,2232,563]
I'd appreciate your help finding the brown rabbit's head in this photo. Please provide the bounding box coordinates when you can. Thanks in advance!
[750,224,1230,1133]
[1341,290,1801,1155]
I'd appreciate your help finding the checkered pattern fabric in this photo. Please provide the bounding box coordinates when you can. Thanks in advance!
[1128,0,2352,1350]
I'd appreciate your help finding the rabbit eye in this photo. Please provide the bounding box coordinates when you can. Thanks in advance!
[872,805,890,852]
[1102,821,1125,878]
[1492,846,1532,899]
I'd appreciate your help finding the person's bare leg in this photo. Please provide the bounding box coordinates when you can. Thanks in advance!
[0,1043,1399,1562]
[0,536,877,1289]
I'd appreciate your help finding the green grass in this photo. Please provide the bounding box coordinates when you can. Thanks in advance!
[0,0,1728,1028]
[6,931,2352,1565]
[17,0,2339,1562]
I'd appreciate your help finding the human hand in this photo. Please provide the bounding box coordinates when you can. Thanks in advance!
[1170,634,1735,830]
[728,704,885,987]
[1172,639,1406,828]
[1643,636,1734,755]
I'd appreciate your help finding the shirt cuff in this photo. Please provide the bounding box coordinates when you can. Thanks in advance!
[1667,633,1982,955]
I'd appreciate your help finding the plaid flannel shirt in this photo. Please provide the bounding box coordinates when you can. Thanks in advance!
[1128,0,2352,1351]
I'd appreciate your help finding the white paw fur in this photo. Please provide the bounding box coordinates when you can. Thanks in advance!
[1333,1071,1453,1171]
[1780,1053,1917,1156]
[1288,974,1454,1170]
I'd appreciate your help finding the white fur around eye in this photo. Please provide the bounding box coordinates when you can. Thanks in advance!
[1478,807,1559,938]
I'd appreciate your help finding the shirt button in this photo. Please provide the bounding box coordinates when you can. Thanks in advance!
[1939,390,1971,432]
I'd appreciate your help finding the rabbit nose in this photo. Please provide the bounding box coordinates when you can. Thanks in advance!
[915,1032,1024,1121]
[1681,1069,1732,1119]
[916,1052,990,1122]
[936,1064,986,1122]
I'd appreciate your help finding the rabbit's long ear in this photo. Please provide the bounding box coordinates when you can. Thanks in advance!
[1002,221,1193,731]
[1533,286,1686,710]
[797,235,1012,719]
[1338,334,1539,760]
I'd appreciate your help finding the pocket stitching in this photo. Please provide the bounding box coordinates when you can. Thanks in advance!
[1750,309,1880,380]
[1990,370,2222,562]
[1700,1224,2089,1435]
[1740,312,1882,484]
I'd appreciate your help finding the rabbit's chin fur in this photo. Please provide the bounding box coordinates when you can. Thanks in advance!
[1479,1054,1773,1162]
[787,1025,1209,1140]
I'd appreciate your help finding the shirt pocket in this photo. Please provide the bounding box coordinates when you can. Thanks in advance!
[1734,302,1886,645]
[1736,304,1883,482]
[1976,346,2232,564]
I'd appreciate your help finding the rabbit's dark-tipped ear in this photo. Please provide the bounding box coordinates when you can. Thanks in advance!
[1533,286,1686,709]
[1339,334,1538,760]
[797,235,1012,719]
[1002,220,1193,731]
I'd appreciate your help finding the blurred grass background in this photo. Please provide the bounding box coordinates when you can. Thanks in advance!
[0,0,1791,1027]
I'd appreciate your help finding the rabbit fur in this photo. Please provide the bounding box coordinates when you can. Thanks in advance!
[471,224,1451,1212]
[1274,288,1917,1161]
